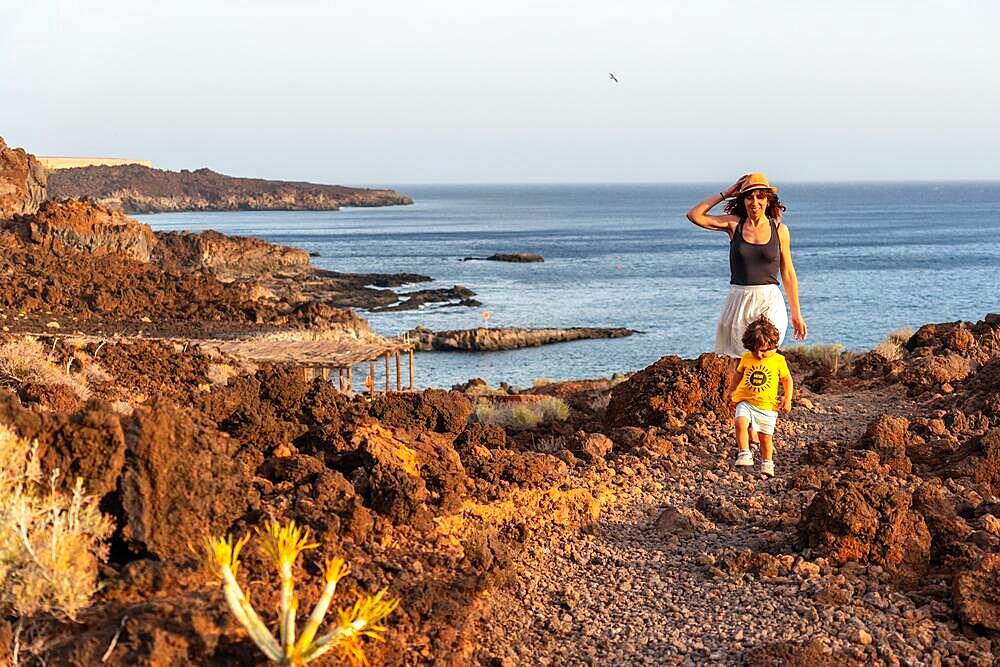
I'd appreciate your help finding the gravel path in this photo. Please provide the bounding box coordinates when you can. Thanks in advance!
[475,386,996,666]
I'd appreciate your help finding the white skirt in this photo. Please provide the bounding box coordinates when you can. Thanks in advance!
[714,284,788,357]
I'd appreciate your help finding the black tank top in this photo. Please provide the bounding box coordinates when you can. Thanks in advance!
[730,218,780,286]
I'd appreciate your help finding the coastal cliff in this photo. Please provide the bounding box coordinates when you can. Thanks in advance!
[0,137,47,219]
[47,164,412,213]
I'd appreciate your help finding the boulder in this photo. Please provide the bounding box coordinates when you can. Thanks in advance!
[0,137,46,219]
[0,392,125,498]
[367,389,472,434]
[605,353,735,430]
[940,428,1000,496]
[953,554,1000,630]
[899,353,972,393]
[696,493,748,525]
[572,431,613,463]
[121,400,253,560]
[854,414,912,473]
[799,473,930,586]
[912,480,974,565]
[10,198,157,262]
[653,505,703,535]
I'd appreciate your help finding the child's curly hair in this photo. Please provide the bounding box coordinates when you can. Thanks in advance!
[742,314,781,352]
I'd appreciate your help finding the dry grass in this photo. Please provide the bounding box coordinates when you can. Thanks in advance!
[871,327,913,362]
[206,363,240,387]
[884,326,913,347]
[784,343,846,373]
[0,337,91,401]
[474,396,570,430]
[0,423,113,620]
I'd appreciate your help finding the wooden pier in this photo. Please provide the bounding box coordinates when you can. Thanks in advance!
[206,338,416,395]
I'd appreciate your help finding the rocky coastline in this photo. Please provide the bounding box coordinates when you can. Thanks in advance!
[47,163,412,213]
[2,136,1000,665]
[406,325,635,351]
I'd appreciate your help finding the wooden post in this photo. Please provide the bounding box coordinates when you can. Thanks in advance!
[395,351,401,391]
[369,361,376,399]
[338,368,345,391]
[303,367,309,382]
[321,367,329,381]
[347,366,353,392]
[408,349,414,389]
[384,352,391,393]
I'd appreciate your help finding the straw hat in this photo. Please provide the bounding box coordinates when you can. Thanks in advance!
[739,173,776,194]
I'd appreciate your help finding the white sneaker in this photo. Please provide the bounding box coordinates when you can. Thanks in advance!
[761,460,775,477]
[734,450,754,467]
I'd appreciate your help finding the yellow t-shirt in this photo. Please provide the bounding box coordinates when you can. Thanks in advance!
[732,351,790,412]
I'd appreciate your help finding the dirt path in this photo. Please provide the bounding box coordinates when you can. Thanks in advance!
[475,386,994,666]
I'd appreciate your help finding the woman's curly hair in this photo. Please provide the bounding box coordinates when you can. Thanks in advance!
[724,190,786,222]
[742,314,781,352]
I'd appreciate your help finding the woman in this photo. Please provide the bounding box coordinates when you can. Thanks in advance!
[686,173,807,356]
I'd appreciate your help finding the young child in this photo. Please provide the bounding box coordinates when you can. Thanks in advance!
[724,314,793,477]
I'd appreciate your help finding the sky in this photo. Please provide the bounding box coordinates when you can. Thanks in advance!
[2,0,999,185]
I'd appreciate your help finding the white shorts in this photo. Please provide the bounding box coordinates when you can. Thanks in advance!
[714,284,788,358]
[734,401,778,436]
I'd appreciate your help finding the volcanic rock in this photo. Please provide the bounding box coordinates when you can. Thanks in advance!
[0,391,126,498]
[854,414,912,473]
[0,136,46,219]
[8,198,157,262]
[899,352,973,393]
[605,353,735,430]
[953,554,1000,630]
[367,389,472,434]
[461,253,544,263]
[154,229,309,278]
[799,473,931,586]
[121,400,253,560]
[407,326,634,352]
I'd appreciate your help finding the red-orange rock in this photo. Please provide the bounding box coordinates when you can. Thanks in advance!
[10,198,156,262]
[121,400,253,560]
[953,554,1000,630]
[799,473,930,587]
[0,137,46,219]
[605,353,735,430]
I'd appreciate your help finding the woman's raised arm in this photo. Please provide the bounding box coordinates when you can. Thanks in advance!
[686,176,745,232]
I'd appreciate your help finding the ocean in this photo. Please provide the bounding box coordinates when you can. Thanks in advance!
[136,182,1000,388]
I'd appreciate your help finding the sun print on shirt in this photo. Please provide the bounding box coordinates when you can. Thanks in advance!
[743,363,774,394]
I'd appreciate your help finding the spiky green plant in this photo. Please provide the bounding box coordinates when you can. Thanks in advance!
[205,520,399,666]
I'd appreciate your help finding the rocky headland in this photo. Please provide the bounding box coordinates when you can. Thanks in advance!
[47,163,412,213]
[406,325,636,351]
[2,136,999,665]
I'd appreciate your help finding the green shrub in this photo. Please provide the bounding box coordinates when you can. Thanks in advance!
[474,396,570,430]
[509,405,541,430]
[536,396,569,422]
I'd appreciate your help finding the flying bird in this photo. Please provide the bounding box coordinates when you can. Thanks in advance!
[609,72,619,83]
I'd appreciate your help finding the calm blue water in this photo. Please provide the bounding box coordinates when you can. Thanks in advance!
[136,183,1000,388]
